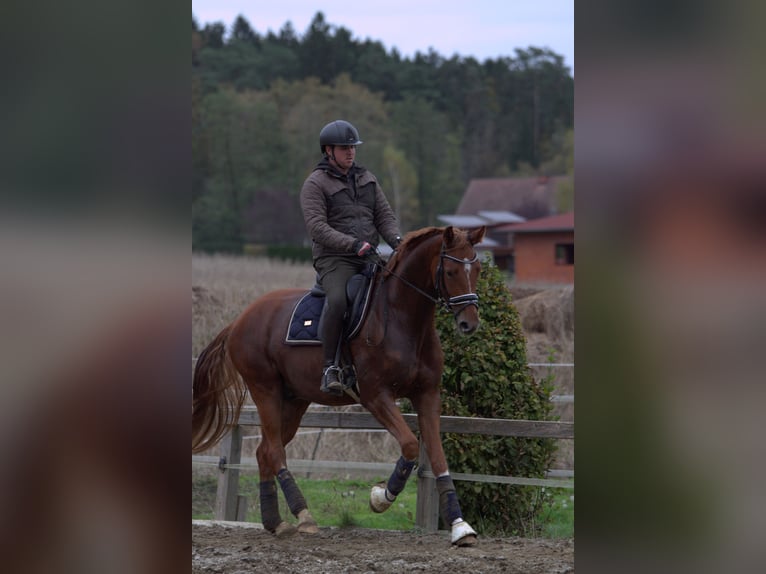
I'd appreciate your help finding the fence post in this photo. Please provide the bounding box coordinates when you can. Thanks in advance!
[415,440,439,532]
[215,425,242,521]
[236,495,248,521]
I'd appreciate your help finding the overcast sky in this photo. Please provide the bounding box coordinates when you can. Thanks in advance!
[191,0,574,74]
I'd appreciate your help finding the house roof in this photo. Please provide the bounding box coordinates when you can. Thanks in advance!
[437,214,489,228]
[476,210,526,224]
[476,237,499,247]
[437,211,526,228]
[457,176,571,220]
[497,211,574,233]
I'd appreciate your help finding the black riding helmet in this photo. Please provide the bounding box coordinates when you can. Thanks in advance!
[319,120,363,154]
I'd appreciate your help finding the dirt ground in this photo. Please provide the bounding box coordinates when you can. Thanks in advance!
[192,521,574,574]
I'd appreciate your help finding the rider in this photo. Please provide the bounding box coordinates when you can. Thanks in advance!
[300,120,402,394]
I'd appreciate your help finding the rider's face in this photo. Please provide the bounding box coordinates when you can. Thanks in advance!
[329,144,356,172]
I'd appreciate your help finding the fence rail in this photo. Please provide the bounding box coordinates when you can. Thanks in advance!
[193,455,574,479]
[236,408,573,438]
[194,407,574,531]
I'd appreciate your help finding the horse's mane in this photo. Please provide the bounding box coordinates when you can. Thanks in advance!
[386,226,471,275]
[386,227,441,275]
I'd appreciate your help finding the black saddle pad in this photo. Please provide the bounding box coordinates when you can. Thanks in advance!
[284,267,376,346]
[285,292,324,345]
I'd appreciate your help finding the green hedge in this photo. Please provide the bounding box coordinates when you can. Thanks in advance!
[434,260,557,536]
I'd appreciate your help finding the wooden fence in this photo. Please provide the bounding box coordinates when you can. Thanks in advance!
[192,407,574,532]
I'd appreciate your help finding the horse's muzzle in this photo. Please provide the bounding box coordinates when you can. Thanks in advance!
[458,319,478,335]
[454,306,480,336]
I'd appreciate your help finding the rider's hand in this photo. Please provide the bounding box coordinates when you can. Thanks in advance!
[354,240,373,257]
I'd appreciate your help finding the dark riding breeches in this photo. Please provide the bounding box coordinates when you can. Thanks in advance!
[314,255,365,364]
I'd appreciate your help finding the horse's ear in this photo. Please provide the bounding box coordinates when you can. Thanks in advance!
[443,226,456,245]
[469,226,486,245]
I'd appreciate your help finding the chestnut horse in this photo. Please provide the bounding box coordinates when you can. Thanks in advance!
[192,226,486,545]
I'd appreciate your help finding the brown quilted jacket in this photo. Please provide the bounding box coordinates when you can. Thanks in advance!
[300,160,401,260]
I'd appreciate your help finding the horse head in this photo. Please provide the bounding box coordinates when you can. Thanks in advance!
[437,226,486,335]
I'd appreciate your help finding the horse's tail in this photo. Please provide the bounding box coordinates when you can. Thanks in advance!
[192,324,247,454]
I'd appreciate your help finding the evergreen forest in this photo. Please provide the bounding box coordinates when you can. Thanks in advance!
[192,12,574,253]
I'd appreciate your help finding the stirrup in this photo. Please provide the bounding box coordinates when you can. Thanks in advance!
[321,365,343,395]
[342,364,357,389]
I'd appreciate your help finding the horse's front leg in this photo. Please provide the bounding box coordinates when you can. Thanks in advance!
[413,389,478,547]
[363,393,420,514]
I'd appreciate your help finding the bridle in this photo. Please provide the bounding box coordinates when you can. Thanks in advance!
[435,248,481,314]
[371,243,480,317]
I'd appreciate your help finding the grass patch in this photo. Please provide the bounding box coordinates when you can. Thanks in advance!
[191,474,217,518]
[192,473,417,531]
[245,475,418,530]
[192,473,573,538]
[538,487,574,538]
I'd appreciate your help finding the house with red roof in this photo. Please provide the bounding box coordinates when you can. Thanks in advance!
[496,212,574,284]
[437,175,574,281]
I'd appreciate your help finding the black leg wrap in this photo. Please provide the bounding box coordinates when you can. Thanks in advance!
[277,468,308,517]
[259,480,282,532]
[436,475,463,526]
[386,456,416,497]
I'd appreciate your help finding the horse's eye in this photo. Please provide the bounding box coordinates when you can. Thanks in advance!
[446,270,455,277]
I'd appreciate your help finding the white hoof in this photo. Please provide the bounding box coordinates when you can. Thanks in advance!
[450,519,477,546]
[369,483,393,513]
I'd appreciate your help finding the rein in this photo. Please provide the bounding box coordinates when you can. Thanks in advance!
[369,244,480,315]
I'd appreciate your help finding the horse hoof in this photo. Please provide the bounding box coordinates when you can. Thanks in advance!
[369,483,392,513]
[455,534,477,547]
[297,509,319,534]
[274,521,297,538]
[297,521,319,534]
[451,520,478,546]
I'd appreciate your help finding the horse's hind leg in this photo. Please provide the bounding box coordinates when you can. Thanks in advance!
[255,451,294,536]
[251,384,296,537]
[253,389,318,537]
[279,398,318,534]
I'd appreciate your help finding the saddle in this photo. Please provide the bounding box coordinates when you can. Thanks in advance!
[285,264,376,346]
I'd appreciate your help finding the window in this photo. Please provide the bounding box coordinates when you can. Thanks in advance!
[555,243,574,265]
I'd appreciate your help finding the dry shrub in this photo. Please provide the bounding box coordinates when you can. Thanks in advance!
[192,254,315,356]
[513,285,574,344]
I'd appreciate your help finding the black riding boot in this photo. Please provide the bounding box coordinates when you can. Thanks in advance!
[321,361,343,394]
[319,305,345,395]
